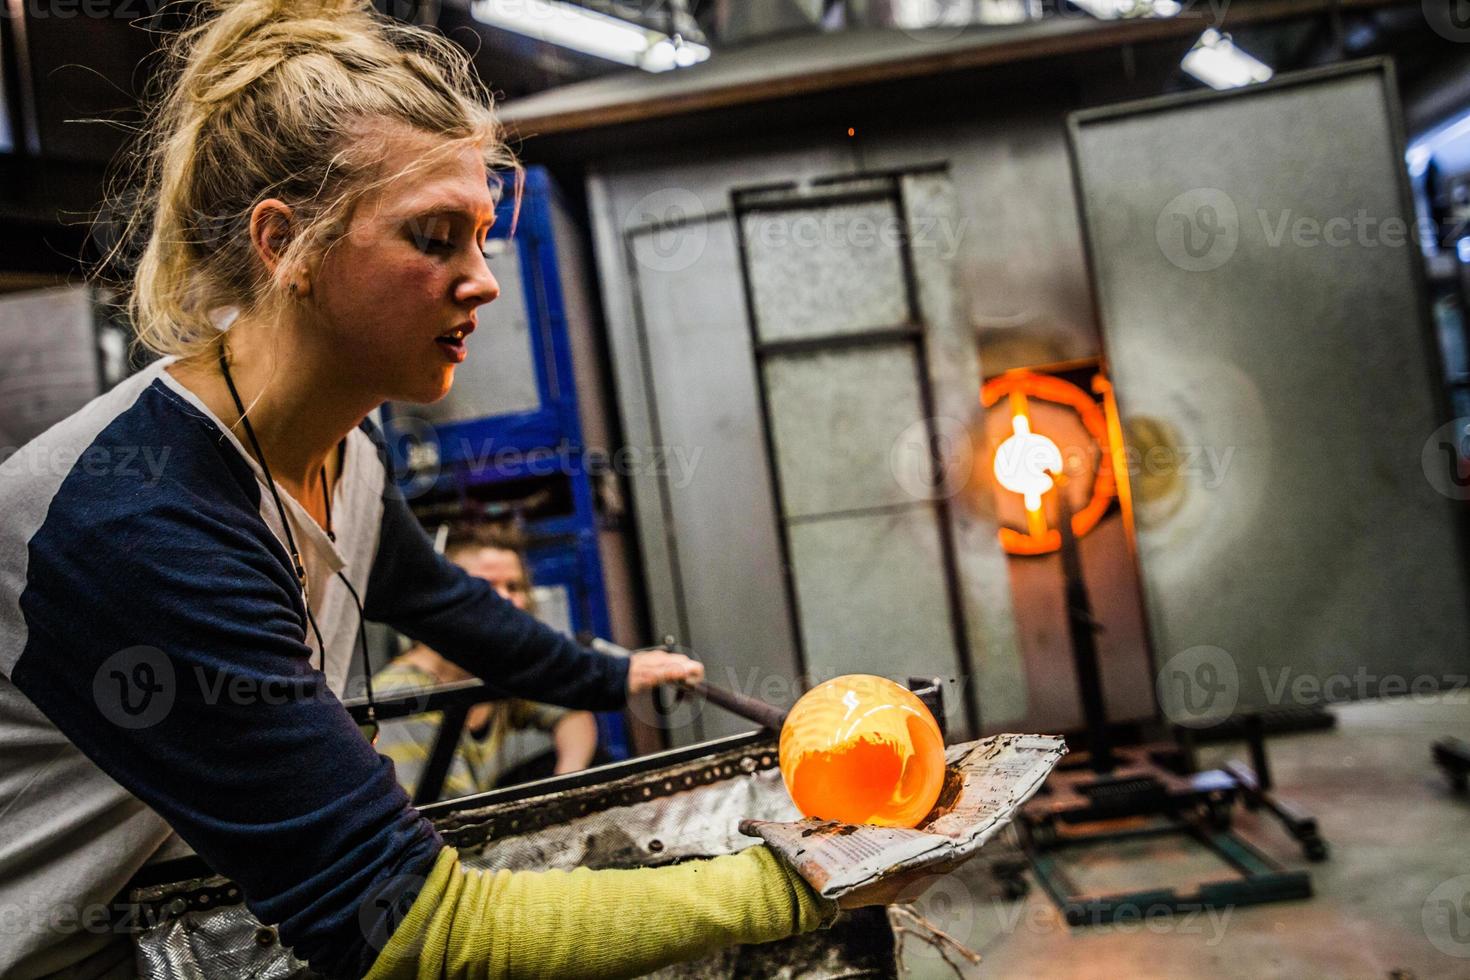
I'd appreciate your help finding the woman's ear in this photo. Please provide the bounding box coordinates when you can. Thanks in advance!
[249,199,311,298]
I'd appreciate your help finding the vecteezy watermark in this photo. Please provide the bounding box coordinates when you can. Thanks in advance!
[0,894,180,938]
[1424,0,1470,42]
[453,438,704,489]
[624,187,708,273]
[889,416,976,500]
[1255,667,1467,706]
[379,415,442,501]
[1254,209,1419,250]
[1156,188,1240,272]
[93,646,176,730]
[626,663,974,732]
[899,873,980,963]
[0,443,172,486]
[746,210,971,263]
[894,874,1232,961]
[91,649,436,730]
[5,0,434,21]
[886,415,1236,505]
[890,0,979,41]
[1158,190,1449,273]
[1119,443,1235,491]
[1158,645,1470,728]
[986,896,1234,940]
[2,0,166,18]
[1422,417,1470,500]
[358,872,429,956]
[1156,646,1240,728]
[1423,875,1470,958]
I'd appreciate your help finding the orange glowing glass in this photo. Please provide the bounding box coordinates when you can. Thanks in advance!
[778,675,946,828]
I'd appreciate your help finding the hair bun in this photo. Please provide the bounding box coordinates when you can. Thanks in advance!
[110,0,515,361]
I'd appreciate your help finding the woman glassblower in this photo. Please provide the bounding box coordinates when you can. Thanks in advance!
[0,2,890,976]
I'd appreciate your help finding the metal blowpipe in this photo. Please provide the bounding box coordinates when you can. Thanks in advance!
[589,638,787,731]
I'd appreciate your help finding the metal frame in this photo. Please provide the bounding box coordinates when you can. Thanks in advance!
[1024,815,1314,927]
[1017,738,1318,926]
[1064,57,1470,714]
[726,171,982,735]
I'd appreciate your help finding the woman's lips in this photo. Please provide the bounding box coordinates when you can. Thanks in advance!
[434,323,474,363]
[435,336,467,363]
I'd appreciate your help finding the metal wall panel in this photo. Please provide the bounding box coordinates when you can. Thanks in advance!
[0,285,99,450]
[1070,61,1470,720]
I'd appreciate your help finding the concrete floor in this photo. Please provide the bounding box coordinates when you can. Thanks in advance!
[896,693,1470,980]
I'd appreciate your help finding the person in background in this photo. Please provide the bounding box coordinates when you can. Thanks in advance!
[373,523,601,801]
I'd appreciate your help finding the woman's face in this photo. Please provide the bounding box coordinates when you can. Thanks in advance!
[456,546,530,611]
[312,124,501,405]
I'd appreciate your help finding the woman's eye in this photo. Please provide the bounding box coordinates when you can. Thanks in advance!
[420,237,454,254]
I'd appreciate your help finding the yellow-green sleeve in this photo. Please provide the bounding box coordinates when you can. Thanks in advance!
[363,844,838,980]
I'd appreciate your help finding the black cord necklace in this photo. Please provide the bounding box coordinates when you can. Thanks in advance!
[218,350,379,743]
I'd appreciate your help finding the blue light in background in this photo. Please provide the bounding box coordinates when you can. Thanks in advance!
[0,30,11,154]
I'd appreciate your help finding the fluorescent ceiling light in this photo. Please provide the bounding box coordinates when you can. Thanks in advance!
[1181,29,1273,90]
[1408,109,1470,180]
[471,0,709,73]
[1069,0,1180,19]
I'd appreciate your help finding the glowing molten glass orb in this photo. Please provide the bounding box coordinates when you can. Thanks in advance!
[993,413,1063,512]
[778,675,946,828]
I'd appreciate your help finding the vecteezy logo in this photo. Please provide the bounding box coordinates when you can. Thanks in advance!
[1422,418,1470,500]
[93,646,175,730]
[1156,188,1239,272]
[901,874,978,962]
[1157,645,1238,728]
[359,873,428,954]
[1423,875,1470,957]
[1424,0,1470,42]
[624,187,708,274]
[380,413,440,501]
[889,416,975,501]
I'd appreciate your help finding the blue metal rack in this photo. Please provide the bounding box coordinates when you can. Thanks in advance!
[382,166,627,761]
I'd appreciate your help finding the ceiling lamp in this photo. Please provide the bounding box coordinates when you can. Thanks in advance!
[1181,29,1274,90]
[470,0,710,73]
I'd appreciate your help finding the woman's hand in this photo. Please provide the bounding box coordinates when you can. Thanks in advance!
[627,650,705,695]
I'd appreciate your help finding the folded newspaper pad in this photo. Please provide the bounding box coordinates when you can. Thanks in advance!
[739,734,1066,900]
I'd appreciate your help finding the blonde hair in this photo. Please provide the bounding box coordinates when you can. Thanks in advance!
[104,0,518,360]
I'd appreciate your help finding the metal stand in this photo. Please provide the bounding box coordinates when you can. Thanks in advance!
[1011,481,1323,924]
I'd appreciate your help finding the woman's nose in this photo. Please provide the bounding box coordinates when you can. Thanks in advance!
[458,249,500,307]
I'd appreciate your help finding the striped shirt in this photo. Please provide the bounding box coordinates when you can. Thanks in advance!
[372,661,569,801]
[0,357,629,979]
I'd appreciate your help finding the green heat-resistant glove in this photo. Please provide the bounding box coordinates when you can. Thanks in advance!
[363,843,838,980]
